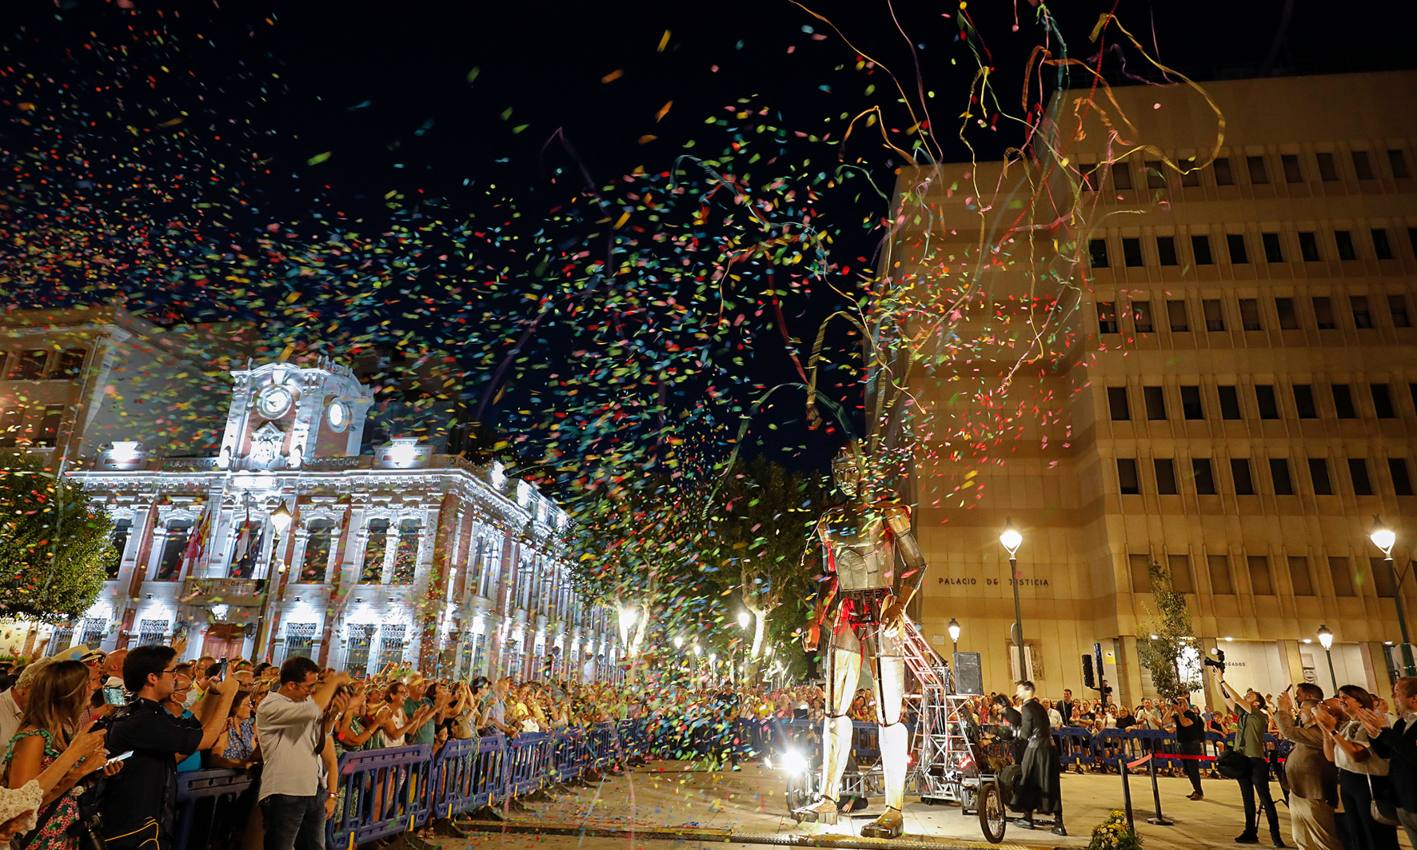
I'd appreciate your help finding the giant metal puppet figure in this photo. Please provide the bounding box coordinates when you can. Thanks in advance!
[794,443,926,839]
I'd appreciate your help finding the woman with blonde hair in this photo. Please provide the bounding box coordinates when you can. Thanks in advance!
[4,660,102,849]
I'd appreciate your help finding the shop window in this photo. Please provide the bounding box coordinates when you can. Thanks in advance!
[1248,555,1274,595]
[1270,458,1294,495]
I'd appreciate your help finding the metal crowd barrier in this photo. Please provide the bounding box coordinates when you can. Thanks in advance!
[327,743,436,849]
[174,768,255,850]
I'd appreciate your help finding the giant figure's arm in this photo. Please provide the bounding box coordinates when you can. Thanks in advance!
[805,519,839,650]
[885,504,926,608]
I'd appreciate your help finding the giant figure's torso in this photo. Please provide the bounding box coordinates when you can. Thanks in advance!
[819,500,902,593]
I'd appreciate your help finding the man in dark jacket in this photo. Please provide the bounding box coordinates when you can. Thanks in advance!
[1360,676,1417,847]
[1011,680,1064,836]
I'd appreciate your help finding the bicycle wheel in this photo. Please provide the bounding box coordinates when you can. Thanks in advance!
[977,780,1007,844]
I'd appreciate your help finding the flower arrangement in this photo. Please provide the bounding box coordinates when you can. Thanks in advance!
[1087,810,1142,850]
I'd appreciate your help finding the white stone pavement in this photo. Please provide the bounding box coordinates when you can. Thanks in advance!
[427,760,1416,850]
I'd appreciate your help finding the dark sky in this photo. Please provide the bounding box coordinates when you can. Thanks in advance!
[6,0,1416,475]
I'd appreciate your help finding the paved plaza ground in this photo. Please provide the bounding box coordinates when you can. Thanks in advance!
[427,759,1416,850]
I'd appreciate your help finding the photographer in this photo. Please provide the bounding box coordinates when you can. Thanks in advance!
[1170,696,1205,800]
[1214,669,1284,847]
[98,645,238,850]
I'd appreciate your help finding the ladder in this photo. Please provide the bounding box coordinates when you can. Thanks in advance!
[900,617,975,802]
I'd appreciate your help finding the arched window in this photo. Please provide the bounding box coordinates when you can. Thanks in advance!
[300,520,334,583]
[360,519,389,583]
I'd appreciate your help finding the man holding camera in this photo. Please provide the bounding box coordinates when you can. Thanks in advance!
[1213,668,1285,847]
[1170,696,1205,799]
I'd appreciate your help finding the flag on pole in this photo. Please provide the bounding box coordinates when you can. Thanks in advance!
[180,505,211,576]
[231,507,254,569]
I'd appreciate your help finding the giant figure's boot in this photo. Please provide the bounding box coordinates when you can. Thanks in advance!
[860,806,904,839]
[793,796,840,825]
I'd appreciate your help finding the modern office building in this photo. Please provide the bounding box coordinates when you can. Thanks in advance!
[898,71,1417,706]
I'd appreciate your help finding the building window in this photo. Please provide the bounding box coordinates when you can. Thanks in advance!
[1112,162,1133,191]
[1373,558,1398,598]
[1203,299,1226,332]
[1154,459,1179,495]
[1289,556,1314,596]
[1293,384,1317,418]
[360,519,389,583]
[1226,233,1248,264]
[378,624,407,669]
[0,406,23,448]
[1262,232,1283,262]
[1167,300,1189,332]
[106,519,131,579]
[7,350,47,380]
[1255,385,1279,419]
[1391,458,1415,496]
[391,520,419,584]
[1079,162,1098,191]
[1129,554,1153,593]
[1351,296,1373,329]
[1281,154,1302,183]
[1270,458,1295,495]
[345,624,374,675]
[155,521,190,581]
[1349,458,1374,496]
[33,405,63,448]
[1167,554,1194,594]
[1246,155,1269,185]
[1131,300,1154,333]
[1335,230,1357,261]
[1191,234,1214,265]
[1180,156,1201,187]
[79,618,105,649]
[1248,555,1274,595]
[1374,228,1393,260]
[1352,150,1374,180]
[136,619,169,647]
[1389,296,1411,328]
[1390,148,1410,179]
[53,349,86,378]
[1096,302,1118,334]
[1208,555,1233,594]
[1192,458,1217,495]
[1316,152,1338,181]
[1180,385,1204,420]
[1213,157,1234,186]
[1239,298,1262,331]
[1275,297,1299,330]
[1217,386,1241,420]
[1089,238,1110,268]
[1143,386,1166,420]
[1329,557,1355,596]
[1333,384,1357,418]
[1372,384,1396,418]
[1231,458,1256,495]
[1310,458,1334,495]
[1156,235,1178,266]
[1122,237,1143,267]
[1298,231,1321,261]
[1313,297,1336,329]
[1144,160,1165,189]
[1107,387,1131,421]
[1117,459,1141,495]
[281,623,316,663]
[299,521,333,583]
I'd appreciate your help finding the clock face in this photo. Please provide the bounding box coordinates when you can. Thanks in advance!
[255,384,293,419]
[327,400,350,432]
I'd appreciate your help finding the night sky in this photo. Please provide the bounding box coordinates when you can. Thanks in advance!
[4,0,1416,484]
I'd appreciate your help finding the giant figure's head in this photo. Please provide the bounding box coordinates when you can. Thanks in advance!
[832,442,864,499]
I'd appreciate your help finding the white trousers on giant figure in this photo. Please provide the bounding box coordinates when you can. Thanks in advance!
[821,605,907,812]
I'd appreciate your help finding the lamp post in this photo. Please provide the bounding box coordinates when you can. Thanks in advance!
[947,617,962,692]
[999,521,1026,681]
[1316,624,1338,692]
[1370,519,1416,676]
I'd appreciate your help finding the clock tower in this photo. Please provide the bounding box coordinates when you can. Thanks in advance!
[216,358,374,471]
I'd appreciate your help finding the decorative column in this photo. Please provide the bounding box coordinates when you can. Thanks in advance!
[416,493,458,672]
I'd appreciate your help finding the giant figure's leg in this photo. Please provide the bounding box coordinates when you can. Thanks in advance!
[796,617,860,824]
[860,617,908,839]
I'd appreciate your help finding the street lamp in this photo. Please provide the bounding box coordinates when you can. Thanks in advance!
[738,610,751,630]
[999,521,1027,682]
[1369,518,1415,676]
[673,635,684,650]
[947,617,961,657]
[1316,624,1338,692]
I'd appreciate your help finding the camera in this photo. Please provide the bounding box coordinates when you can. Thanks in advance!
[1202,648,1227,672]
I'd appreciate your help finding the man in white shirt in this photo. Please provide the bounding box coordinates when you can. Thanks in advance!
[256,657,349,850]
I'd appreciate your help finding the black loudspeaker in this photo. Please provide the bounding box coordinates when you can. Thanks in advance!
[1082,653,1097,689]
[952,651,984,695]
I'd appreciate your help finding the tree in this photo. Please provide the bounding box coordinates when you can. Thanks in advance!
[704,457,824,684]
[0,460,112,624]
[1136,560,1202,701]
